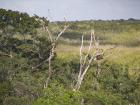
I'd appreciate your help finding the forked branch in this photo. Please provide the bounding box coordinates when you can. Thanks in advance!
[43,18,69,88]
[32,18,69,70]
[73,30,105,91]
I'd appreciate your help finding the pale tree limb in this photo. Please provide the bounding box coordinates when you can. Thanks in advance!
[73,29,114,91]
[74,56,95,91]
[43,18,69,88]
[73,30,96,91]
[81,30,94,70]
[45,26,53,42]
[32,18,69,70]
[55,25,69,41]
[44,45,55,88]
[75,31,94,91]
[33,16,69,88]
[78,35,84,80]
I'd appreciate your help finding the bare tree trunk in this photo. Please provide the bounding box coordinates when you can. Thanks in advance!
[44,43,55,88]
[44,57,52,88]
[32,17,69,88]
[73,30,111,91]
[73,30,95,91]
[42,19,69,88]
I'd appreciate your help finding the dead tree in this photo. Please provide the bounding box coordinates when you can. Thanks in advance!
[44,26,69,88]
[73,30,116,91]
[73,30,104,91]
[32,17,69,88]
[45,23,68,88]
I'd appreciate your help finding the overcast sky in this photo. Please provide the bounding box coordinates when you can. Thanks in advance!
[0,0,140,21]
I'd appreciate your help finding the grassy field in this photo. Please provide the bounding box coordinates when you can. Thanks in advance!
[57,44,140,76]
[51,20,140,78]
[50,20,140,46]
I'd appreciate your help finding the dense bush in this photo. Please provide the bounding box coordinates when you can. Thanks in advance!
[99,60,140,104]
[0,8,40,35]
[33,82,82,105]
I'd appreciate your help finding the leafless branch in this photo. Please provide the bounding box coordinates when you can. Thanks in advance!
[55,25,69,41]
[82,30,94,69]
[74,30,96,91]
[78,35,84,80]
[43,18,69,88]
[73,29,109,91]
[32,18,69,71]
[45,26,53,42]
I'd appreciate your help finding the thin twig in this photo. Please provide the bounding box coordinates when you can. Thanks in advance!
[78,35,84,79]
[55,25,69,41]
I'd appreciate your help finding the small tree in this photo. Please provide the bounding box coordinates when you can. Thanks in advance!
[32,17,69,88]
[73,30,103,91]
[73,30,115,91]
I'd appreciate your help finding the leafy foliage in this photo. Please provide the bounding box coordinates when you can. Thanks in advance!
[0,8,40,35]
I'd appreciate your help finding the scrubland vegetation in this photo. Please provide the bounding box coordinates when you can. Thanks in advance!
[0,9,140,105]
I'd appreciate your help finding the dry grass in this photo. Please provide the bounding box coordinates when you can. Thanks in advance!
[57,44,140,75]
